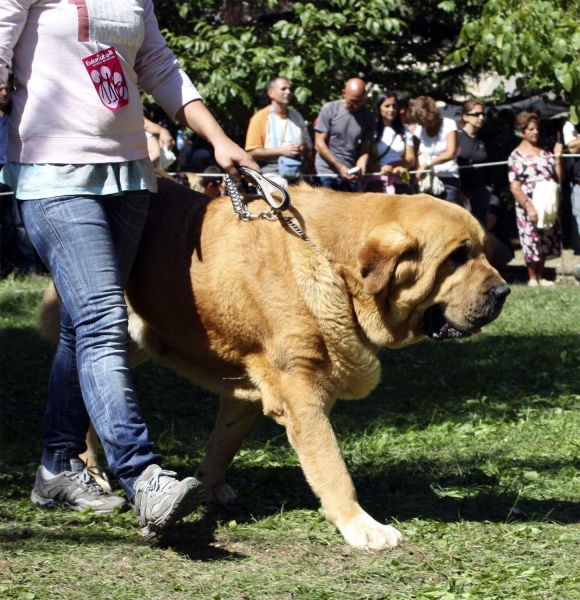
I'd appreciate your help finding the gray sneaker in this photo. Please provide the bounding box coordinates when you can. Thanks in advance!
[30,458,126,514]
[132,464,205,540]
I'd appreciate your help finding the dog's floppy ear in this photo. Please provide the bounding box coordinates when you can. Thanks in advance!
[357,224,418,295]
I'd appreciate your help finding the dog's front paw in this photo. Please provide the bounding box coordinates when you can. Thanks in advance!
[204,483,237,506]
[338,513,403,550]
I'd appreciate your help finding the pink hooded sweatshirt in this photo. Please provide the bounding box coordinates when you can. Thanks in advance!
[0,0,201,164]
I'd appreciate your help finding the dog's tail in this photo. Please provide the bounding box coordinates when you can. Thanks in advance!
[37,281,61,345]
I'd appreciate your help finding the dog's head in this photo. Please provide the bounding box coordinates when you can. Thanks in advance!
[348,194,510,348]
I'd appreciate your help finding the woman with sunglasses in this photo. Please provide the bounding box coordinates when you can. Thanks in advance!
[457,101,491,227]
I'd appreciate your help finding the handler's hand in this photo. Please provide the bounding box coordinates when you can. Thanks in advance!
[176,100,260,180]
[158,128,175,149]
[213,138,260,179]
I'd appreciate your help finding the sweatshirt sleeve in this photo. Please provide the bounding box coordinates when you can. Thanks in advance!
[0,0,35,84]
[134,0,202,120]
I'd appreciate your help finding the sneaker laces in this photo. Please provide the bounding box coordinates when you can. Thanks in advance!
[71,467,107,496]
[140,468,178,497]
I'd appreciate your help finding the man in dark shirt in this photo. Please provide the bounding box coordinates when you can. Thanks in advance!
[314,78,374,192]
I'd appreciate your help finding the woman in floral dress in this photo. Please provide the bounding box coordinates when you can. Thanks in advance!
[508,112,563,286]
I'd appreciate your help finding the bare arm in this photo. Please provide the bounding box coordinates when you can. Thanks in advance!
[510,179,538,224]
[403,142,417,170]
[431,130,457,166]
[143,117,174,148]
[568,137,580,154]
[176,100,259,178]
[379,143,416,175]
[146,135,161,168]
[248,144,301,162]
[355,139,371,177]
[314,131,355,180]
[553,142,564,184]
[413,136,427,175]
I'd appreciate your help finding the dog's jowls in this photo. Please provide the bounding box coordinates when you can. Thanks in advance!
[39,178,509,549]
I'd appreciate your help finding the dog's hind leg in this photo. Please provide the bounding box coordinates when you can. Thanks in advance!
[196,396,262,505]
[79,423,112,493]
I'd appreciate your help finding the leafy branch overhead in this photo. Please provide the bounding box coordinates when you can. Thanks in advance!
[153,0,577,128]
[155,0,484,128]
[450,0,580,122]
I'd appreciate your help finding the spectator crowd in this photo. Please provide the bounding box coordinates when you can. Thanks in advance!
[2,75,580,286]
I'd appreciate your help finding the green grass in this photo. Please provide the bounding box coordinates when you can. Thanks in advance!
[1,276,580,599]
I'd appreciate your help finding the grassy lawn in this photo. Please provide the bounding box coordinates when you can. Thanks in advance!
[1,275,580,599]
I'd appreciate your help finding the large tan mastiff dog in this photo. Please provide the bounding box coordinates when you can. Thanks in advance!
[39,178,509,549]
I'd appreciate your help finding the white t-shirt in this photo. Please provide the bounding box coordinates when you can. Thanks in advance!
[563,121,579,147]
[414,117,459,177]
[376,126,414,166]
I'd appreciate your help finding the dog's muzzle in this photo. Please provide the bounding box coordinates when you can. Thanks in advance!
[422,282,510,341]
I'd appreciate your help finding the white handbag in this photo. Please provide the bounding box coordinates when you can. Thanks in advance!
[532,180,560,229]
[417,154,445,196]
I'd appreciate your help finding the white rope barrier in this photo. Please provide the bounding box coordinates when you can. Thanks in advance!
[0,155,576,194]
[178,154,580,179]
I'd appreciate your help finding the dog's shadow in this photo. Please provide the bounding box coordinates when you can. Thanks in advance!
[205,459,580,529]
[157,454,580,557]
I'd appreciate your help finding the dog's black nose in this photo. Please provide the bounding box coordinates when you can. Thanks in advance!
[490,282,510,304]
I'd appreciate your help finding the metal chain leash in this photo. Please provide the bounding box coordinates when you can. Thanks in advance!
[279,215,318,250]
[224,173,277,221]
[224,168,319,251]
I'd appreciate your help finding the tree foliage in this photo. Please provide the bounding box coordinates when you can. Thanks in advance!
[154,0,484,130]
[450,0,580,122]
[151,0,578,130]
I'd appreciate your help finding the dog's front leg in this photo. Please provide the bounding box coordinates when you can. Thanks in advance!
[263,380,402,550]
[196,395,262,505]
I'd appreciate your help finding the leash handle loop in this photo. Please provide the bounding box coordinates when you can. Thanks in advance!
[225,167,318,251]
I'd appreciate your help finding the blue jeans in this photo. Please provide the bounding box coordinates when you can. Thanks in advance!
[318,176,358,193]
[20,192,161,497]
[438,177,461,206]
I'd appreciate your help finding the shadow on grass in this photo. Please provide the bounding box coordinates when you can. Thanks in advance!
[156,516,249,560]
[205,459,580,525]
[2,325,580,556]
[1,458,579,561]
[5,326,579,444]
[0,518,248,562]
[4,459,579,527]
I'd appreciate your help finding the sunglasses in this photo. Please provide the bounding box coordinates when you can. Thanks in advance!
[466,111,484,117]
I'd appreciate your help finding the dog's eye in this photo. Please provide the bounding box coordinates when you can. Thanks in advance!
[448,246,469,265]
